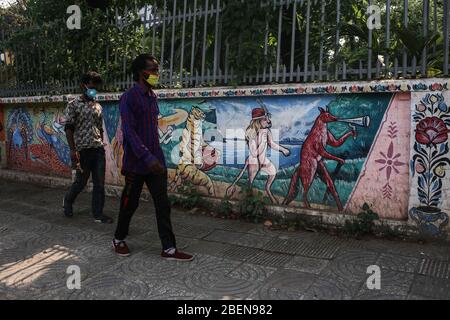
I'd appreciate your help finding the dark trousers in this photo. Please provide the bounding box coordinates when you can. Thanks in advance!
[114,171,176,251]
[64,147,106,217]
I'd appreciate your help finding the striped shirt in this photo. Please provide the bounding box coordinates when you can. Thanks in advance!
[119,83,166,175]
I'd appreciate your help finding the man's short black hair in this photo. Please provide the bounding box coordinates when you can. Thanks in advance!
[80,71,102,85]
[131,54,159,81]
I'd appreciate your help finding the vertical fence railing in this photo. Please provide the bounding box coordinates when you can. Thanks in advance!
[422,0,429,77]
[444,0,449,76]
[147,0,450,87]
[0,0,449,97]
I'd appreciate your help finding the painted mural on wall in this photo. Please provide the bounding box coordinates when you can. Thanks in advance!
[0,106,4,142]
[0,105,5,167]
[5,92,414,220]
[103,93,396,214]
[6,105,71,177]
[409,92,450,237]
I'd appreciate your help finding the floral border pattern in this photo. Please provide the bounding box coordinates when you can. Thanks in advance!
[0,79,448,104]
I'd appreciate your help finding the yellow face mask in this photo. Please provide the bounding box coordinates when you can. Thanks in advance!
[146,74,160,87]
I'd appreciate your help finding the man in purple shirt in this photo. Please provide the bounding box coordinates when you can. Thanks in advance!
[112,54,193,262]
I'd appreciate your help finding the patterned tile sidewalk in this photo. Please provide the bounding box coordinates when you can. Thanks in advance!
[0,180,449,300]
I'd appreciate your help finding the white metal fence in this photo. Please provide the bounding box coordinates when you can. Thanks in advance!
[0,0,449,97]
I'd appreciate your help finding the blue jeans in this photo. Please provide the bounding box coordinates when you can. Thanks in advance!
[64,147,106,217]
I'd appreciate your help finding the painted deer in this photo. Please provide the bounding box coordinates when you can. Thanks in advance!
[282,106,356,211]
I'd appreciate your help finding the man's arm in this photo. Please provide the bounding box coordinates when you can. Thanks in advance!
[120,94,163,173]
[65,128,76,151]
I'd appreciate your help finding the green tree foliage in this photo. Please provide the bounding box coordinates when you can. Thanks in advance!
[2,0,149,91]
[338,0,447,77]
[0,0,447,91]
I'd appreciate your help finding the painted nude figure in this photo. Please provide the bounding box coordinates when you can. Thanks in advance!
[226,101,290,204]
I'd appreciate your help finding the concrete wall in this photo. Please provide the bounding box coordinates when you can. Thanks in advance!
[1,79,449,238]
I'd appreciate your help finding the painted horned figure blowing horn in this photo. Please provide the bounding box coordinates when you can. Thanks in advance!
[283,106,370,211]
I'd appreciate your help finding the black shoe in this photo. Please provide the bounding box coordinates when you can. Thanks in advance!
[94,214,114,224]
[63,197,73,218]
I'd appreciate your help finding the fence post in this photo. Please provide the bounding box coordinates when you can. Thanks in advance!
[335,0,341,80]
[289,0,297,82]
[201,0,210,84]
[276,1,283,82]
[160,0,167,81]
[422,0,429,77]
[403,0,409,78]
[367,0,372,80]
[385,0,391,78]
[213,0,221,85]
[190,0,198,86]
[169,0,177,86]
[303,0,311,83]
[263,16,269,83]
[444,0,449,76]
[319,0,325,81]
[180,0,187,85]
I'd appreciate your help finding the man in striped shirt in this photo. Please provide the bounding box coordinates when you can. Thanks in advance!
[112,54,193,262]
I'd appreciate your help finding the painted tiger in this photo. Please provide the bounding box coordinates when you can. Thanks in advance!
[169,106,217,196]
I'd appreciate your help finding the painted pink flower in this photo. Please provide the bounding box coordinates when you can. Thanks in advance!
[431,83,443,91]
[375,142,405,180]
[416,103,426,112]
[415,117,450,146]
[415,162,426,174]
[326,86,336,93]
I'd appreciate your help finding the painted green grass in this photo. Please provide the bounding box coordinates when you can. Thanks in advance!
[207,158,365,207]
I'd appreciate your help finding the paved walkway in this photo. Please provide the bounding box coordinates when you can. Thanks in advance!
[0,179,449,300]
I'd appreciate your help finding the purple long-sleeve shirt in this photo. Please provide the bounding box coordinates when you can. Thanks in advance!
[119,83,166,175]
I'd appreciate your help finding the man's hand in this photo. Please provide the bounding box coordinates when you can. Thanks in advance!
[148,159,165,175]
[70,150,80,170]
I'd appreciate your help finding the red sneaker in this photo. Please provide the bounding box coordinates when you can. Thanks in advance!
[112,239,130,257]
[161,250,194,262]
